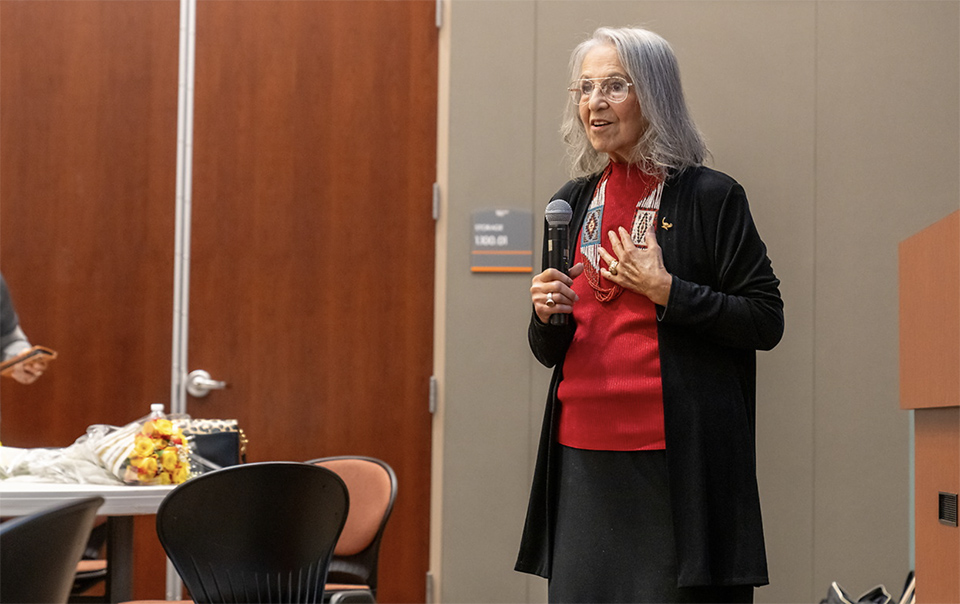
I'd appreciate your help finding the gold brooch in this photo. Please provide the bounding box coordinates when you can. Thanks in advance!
[661,218,673,231]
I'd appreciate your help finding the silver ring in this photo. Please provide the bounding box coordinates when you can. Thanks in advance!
[545,292,556,307]
[608,260,619,276]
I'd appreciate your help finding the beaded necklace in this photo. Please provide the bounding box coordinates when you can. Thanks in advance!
[581,165,664,302]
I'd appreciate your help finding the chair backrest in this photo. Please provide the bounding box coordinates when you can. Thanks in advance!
[0,495,104,604]
[156,462,349,604]
[307,456,397,594]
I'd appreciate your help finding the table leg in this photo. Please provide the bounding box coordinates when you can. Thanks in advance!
[104,516,133,603]
[165,559,183,601]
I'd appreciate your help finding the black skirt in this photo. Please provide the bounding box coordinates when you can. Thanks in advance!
[548,445,753,604]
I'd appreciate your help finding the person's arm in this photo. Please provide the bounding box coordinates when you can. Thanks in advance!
[1,332,48,384]
[528,264,581,368]
[1,276,47,383]
[0,274,27,359]
[658,182,784,351]
[1,325,31,361]
[527,179,596,367]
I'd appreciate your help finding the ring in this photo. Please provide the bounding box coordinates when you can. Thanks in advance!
[608,260,619,276]
[545,292,556,307]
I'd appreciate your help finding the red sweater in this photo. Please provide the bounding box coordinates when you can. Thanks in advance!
[556,163,666,451]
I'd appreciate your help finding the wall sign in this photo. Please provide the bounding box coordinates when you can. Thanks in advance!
[471,209,532,273]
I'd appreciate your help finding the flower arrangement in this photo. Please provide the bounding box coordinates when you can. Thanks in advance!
[122,418,191,485]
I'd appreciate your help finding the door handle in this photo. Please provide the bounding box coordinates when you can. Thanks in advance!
[186,369,227,398]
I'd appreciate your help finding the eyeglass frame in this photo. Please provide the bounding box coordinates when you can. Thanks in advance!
[567,76,635,105]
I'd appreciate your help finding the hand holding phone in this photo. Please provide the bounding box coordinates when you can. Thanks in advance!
[1,345,56,384]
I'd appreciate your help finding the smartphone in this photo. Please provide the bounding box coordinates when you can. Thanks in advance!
[0,345,57,376]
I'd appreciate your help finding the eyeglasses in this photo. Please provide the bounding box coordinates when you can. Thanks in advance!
[568,76,634,104]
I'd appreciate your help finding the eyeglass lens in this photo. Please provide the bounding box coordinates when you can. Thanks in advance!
[571,77,630,104]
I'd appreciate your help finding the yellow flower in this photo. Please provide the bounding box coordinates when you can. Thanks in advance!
[134,437,155,457]
[123,418,192,485]
[138,456,158,476]
[173,465,190,484]
[161,448,179,471]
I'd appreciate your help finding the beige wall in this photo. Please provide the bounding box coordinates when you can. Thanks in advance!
[432,2,960,603]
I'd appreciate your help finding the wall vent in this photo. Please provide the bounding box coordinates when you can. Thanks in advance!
[938,492,958,527]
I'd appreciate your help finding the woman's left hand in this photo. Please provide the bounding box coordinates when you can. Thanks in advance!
[599,226,672,306]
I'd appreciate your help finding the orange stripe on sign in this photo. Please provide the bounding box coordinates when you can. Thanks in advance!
[471,250,533,255]
[471,267,533,273]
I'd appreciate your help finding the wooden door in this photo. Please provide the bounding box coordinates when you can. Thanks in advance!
[185,2,437,602]
[0,1,180,599]
[0,0,179,443]
[1,1,437,601]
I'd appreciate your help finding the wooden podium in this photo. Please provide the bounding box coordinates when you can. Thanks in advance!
[899,210,960,604]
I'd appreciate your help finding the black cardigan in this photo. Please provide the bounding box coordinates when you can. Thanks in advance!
[515,166,784,587]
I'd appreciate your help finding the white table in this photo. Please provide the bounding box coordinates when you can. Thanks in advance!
[0,481,175,515]
[0,481,176,603]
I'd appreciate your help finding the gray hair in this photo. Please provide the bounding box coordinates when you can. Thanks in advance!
[561,27,709,178]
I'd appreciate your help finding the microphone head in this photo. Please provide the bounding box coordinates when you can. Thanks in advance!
[545,199,573,226]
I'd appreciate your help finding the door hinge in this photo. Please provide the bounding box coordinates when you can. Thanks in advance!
[428,375,438,414]
[435,0,442,29]
[432,182,441,221]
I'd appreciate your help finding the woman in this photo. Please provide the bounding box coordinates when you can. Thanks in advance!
[515,27,784,604]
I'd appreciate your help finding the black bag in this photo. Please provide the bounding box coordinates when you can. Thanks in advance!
[181,419,247,471]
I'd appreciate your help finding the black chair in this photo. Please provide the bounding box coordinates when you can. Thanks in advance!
[0,496,104,604]
[70,520,108,598]
[157,462,349,604]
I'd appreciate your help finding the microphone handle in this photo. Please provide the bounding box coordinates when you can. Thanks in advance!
[547,224,570,273]
[547,224,569,326]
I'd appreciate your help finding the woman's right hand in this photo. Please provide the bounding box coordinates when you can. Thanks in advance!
[531,263,583,323]
[10,357,46,384]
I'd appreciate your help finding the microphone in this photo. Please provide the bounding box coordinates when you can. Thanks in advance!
[545,199,573,326]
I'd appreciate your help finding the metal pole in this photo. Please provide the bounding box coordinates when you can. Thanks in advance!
[171,0,197,418]
[167,0,197,598]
